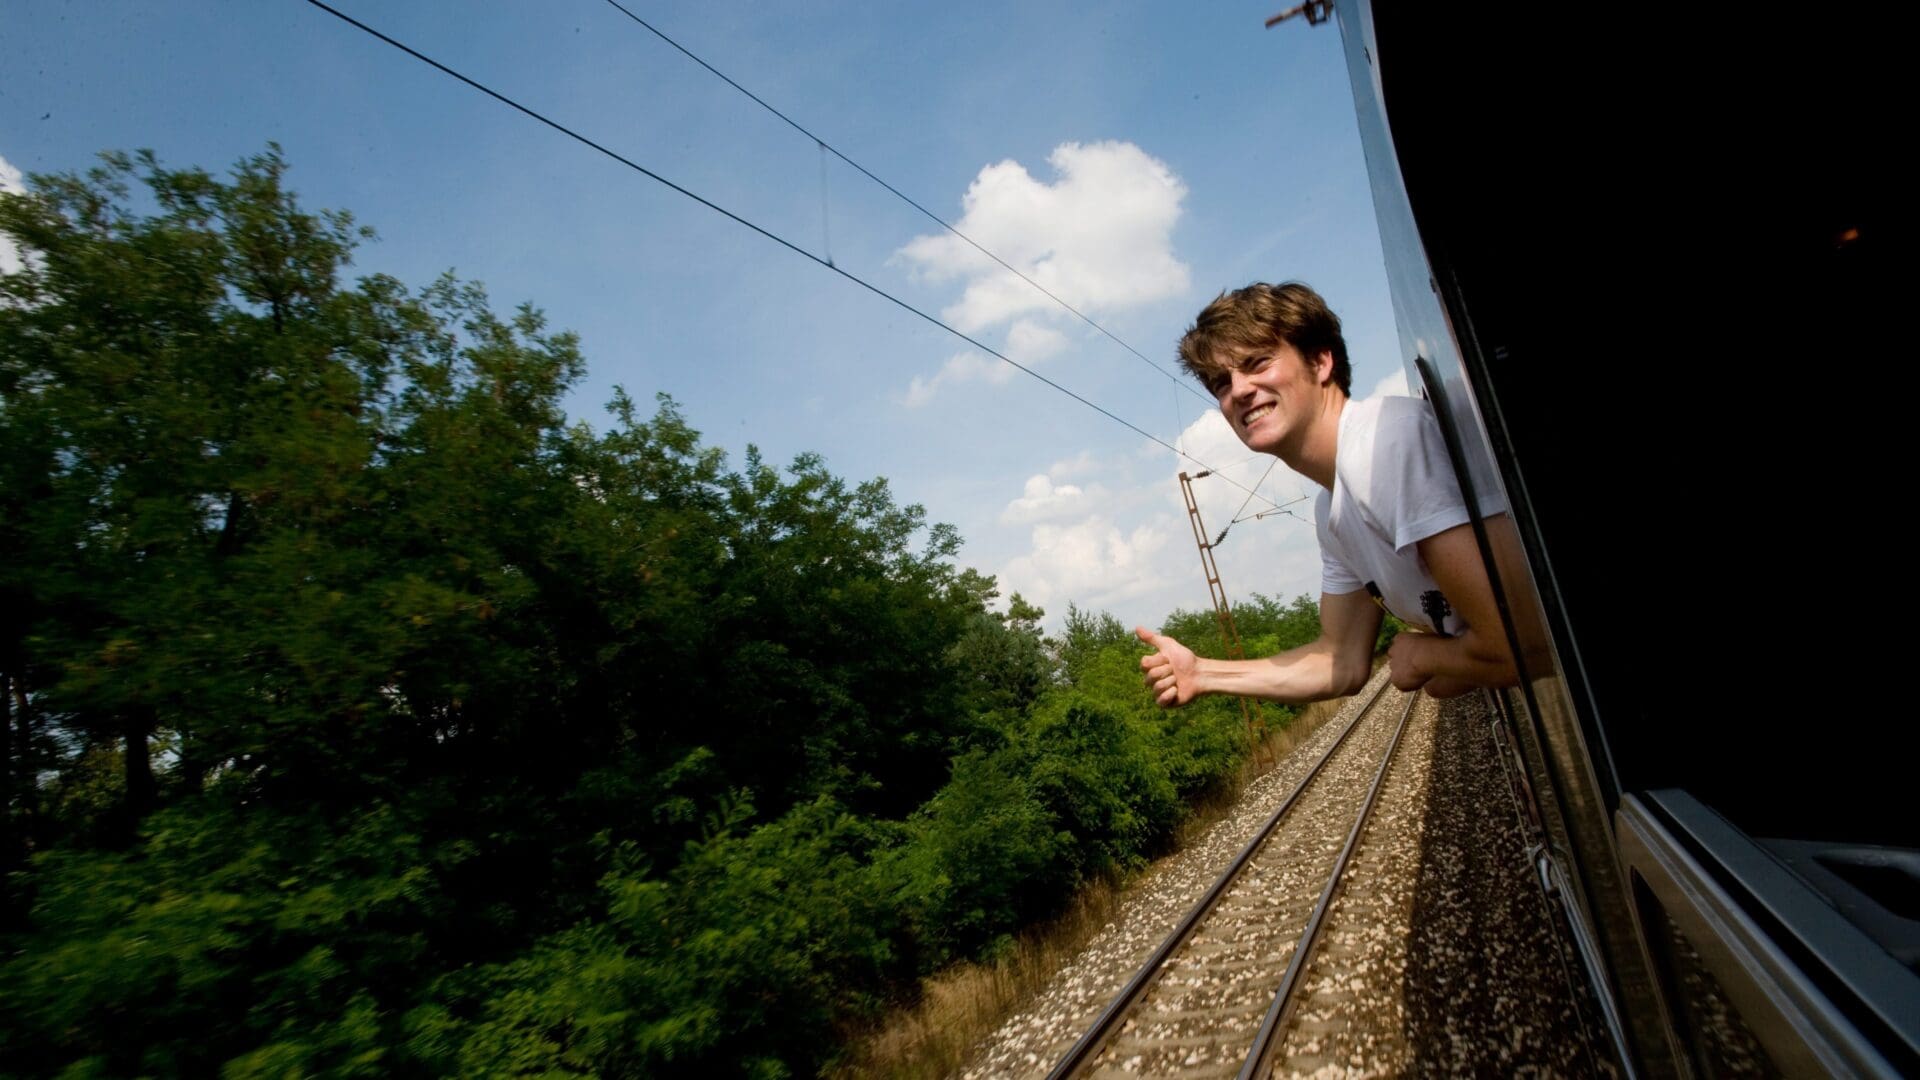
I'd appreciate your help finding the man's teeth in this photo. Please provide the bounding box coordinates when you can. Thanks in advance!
[1244,405,1274,422]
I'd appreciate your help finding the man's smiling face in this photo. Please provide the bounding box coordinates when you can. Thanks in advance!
[1209,339,1331,456]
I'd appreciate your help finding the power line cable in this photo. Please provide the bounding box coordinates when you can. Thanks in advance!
[1205,458,1313,545]
[598,0,1215,407]
[816,140,833,267]
[1226,464,1314,525]
[1236,499,1311,525]
[1172,379,1185,458]
[300,0,1287,512]
[1236,497,1312,525]
[1227,458,1281,524]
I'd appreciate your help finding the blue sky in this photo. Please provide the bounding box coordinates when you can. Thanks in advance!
[2,0,1408,630]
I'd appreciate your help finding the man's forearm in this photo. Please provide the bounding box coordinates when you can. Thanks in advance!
[1398,630,1518,691]
[1194,643,1369,704]
[1419,675,1478,699]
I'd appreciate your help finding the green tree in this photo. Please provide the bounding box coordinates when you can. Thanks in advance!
[0,147,585,831]
[1056,601,1132,685]
[887,749,1070,965]
[408,798,903,1078]
[0,146,1364,1077]
[0,145,589,1072]
[0,147,1013,1075]
[945,585,1053,738]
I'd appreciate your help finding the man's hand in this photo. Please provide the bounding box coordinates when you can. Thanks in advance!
[1386,632,1432,692]
[1136,626,1202,707]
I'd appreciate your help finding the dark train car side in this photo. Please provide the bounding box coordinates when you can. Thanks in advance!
[1321,0,1913,1074]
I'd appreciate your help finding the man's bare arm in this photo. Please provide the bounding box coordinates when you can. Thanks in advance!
[1137,589,1382,707]
[1385,518,1519,695]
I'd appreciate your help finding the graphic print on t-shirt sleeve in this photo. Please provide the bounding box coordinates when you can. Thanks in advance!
[1420,589,1453,636]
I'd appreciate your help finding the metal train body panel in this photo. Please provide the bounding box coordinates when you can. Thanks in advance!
[1327,1,1913,1073]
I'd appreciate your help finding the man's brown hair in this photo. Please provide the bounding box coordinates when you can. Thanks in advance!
[1177,281,1352,396]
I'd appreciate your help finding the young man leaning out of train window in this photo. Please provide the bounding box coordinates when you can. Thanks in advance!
[1137,282,1521,705]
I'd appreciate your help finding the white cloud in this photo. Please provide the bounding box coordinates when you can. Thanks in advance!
[1000,513,1172,614]
[903,349,1004,407]
[895,140,1190,334]
[1000,474,1101,525]
[1004,318,1068,362]
[1367,367,1409,400]
[0,154,26,277]
[901,316,1069,407]
[1047,450,1100,481]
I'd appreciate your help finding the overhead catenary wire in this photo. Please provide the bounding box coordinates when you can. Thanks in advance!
[599,0,1217,407]
[1174,388,1184,457]
[1206,457,1313,546]
[1244,503,1312,524]
[1228,503,1314,541]
[300,0,1289,512]
[1224,457,1282,532]
[1227,465,1312,525]
[816,140,833,267]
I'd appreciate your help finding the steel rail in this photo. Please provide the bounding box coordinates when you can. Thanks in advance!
[1045,673,1395,1080]
[1484,689,1632,1077]
[1237,690,1419,1080]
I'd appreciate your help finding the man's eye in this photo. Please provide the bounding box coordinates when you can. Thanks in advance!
[1242,355,1272,373]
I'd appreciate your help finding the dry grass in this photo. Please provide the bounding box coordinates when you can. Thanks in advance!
[828,877,1127,1080]
[829,690,1358,1079]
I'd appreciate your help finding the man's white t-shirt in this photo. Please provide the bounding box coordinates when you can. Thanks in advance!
[1314,395,1496,636]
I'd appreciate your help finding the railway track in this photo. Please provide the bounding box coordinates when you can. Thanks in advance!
[1043,676,1412,1079]
[962,674,1594,1078]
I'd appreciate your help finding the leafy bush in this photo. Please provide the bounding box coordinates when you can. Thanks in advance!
[1020,692,1182,879]
[1,796,453,1076]
[408,798,898,1078]
[886,751,1071,966]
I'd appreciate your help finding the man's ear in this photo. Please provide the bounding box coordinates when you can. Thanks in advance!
[1310,348,1336,386]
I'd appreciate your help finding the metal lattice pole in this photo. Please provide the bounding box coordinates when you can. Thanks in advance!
[1179,471,1271,764]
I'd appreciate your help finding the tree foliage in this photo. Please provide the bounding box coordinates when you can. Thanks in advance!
[1,149,1340,1077]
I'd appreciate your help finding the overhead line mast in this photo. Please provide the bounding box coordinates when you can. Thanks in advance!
[1179,469,1272,762]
